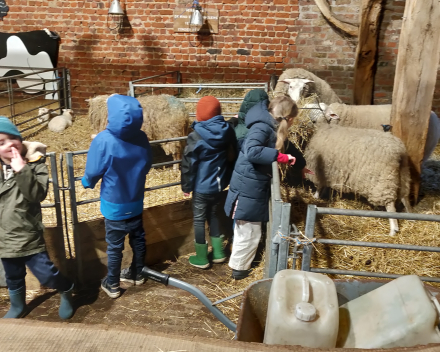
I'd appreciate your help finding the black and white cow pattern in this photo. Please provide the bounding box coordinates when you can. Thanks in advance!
[0,29,60,99]
[0,1,8,20]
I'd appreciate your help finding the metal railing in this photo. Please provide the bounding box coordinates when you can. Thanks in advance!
[128,71,182,97]
[129,73,268,113]
[264,162,300,278]
[300,204,440,283]
[0,67,71,136]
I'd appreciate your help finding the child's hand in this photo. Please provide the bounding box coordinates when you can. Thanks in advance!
[183,192,191,197]
[287,154,296,166]
[10,147,26,172]
[277,153,296,165]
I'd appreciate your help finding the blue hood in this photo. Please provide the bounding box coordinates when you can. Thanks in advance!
[245,100,276,131]
[107,94,144,140]
[193,115,231,148]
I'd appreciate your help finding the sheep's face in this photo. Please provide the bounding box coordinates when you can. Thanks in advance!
[37,108,51,122]
[303,103,340,124]
[282,78,314,102]
[62,109,74,119]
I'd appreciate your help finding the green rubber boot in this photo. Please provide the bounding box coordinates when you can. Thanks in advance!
[210,236,226,263]
[189,243,209,269]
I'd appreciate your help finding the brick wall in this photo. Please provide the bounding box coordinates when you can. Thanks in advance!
[2,0,440,114]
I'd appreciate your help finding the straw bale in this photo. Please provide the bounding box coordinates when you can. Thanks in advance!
[87,95,108,133]
[137,94,190,159]
[88,94,190,162]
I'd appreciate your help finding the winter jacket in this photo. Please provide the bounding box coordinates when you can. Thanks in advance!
[224,101,279,222]
[82,95,152,221]
[224,101,307,222]
[181,115,237,194]
[235,89,269,150]
[0,141,49,258]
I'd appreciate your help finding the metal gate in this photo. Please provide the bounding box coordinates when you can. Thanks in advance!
[266,171,440,282]
[0,66,71,137]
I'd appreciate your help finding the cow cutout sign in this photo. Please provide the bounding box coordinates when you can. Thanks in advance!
[0,29,60,99]
[0,1,8,20]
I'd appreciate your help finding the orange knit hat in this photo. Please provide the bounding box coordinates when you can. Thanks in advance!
[196,96,222,122]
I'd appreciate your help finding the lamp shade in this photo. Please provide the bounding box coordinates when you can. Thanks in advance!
[109,0,124,15]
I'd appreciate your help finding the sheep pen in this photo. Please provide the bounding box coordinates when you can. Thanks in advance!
[2,90,440,338]
[283,95,440,284]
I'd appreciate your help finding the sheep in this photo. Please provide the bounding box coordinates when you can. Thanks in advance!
[304,122,412,236]
[321,103,440,164]
[37,107,57,123]
[301,102,339,123]
[48,109,74,133]
[273,68,343,105]
[88,94,190,170]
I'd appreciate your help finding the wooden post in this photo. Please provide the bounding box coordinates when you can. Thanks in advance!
[352,0,384,105]
[390,0,440,202]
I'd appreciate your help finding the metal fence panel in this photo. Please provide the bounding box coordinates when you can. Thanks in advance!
[0,67,71,138]
[301,204,440,282]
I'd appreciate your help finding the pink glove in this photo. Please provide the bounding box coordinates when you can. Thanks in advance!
[277,153,296,165]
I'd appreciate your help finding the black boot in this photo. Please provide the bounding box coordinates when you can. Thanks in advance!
[3,286,27,318]
[232,269,250,280]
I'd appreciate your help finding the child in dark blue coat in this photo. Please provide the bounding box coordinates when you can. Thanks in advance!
[224,96,310,280]
[181,96,237,269]
[82,94,152,298]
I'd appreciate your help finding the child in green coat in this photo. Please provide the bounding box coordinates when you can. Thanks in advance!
[0,117,74,319]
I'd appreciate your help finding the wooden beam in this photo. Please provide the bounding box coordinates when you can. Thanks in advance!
[314,0,359,37]
[390,0,440,202]
[352,0,384,105]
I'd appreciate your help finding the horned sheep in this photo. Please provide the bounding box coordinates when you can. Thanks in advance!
[273,68,343,105]
[88,94,190,169]
[317,103,440,164]
[303,122,412,236]
[48,109,74,133]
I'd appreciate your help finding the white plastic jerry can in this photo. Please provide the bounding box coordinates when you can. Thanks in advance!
[337,275,440,348]
[263,270,339,348]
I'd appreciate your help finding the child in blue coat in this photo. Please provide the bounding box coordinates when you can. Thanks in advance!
[224,96,310,280]
[181,96,237,268]
[82,94,152,298]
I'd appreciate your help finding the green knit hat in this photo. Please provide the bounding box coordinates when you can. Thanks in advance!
[0,116,22,141]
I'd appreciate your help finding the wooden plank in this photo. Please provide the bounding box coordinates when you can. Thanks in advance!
[173,8,219,34]
[352,0,384,105]
[390,0,440,201]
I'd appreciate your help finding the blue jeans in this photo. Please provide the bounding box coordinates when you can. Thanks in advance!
[193,192,222,244]
[1,251,72,291]
[104,214,146,286]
